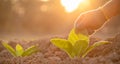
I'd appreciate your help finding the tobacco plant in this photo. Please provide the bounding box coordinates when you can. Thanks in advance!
[51,29,110,58]
[2,42,38,57]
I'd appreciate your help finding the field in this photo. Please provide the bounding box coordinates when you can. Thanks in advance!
[0,0,120,64]
[0,32,120,64]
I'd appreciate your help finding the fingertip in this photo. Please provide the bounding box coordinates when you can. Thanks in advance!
[74,27,89,36]
[74,26,80,34]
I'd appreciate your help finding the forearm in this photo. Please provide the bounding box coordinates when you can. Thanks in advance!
[101,0,120,19]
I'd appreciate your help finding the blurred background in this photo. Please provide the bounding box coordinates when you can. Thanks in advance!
[0,0,119,40]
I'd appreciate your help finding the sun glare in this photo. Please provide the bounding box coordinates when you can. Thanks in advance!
[40,0,49,2]
[61,0,84,13]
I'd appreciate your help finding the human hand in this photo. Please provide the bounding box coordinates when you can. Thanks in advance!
[74,9,107,35]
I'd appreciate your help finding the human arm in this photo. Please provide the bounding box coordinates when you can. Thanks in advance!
[74,0,120,35]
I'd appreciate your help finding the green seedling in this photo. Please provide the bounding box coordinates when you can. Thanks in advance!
[2,42,38,57]
[51,29,110,58]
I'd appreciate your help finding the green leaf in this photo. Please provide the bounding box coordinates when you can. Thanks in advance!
[51,38,74,58]
[74,40,89,57]
[68,29,89,45]
[68,29,80,45]
[2,42,16,56]
[22,45,37,57]
[16,44,24,56]
[77,33,89,42]
[82,41,110,58]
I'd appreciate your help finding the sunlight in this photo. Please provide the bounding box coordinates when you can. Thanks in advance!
[61,0,84,13]
[40,0,49,2]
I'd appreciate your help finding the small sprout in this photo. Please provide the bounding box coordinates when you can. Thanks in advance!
[82,41,110,58]
[22,45,37,57]
[51,29,110,58]
[2,42,16,56]
[2,42,38,57]
[16,44,24,56]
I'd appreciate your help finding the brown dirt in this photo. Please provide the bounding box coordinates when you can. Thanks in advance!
[0,34,120,64]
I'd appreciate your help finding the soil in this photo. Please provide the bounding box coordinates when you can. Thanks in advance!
[0,34,120,64]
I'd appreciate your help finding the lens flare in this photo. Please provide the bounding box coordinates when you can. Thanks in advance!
[61,0,84,12]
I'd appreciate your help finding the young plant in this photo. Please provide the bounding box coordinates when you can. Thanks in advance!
[2,42,38,57]
[51,29,110,58]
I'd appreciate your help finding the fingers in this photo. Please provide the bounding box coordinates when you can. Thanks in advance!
[74,14,86,33]
[74,9,106,36]
[75,26,95,35]
[74,15,95,35]
[75,23,86,35]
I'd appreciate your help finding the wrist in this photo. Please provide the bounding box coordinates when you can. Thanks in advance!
[100,0,120,19]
